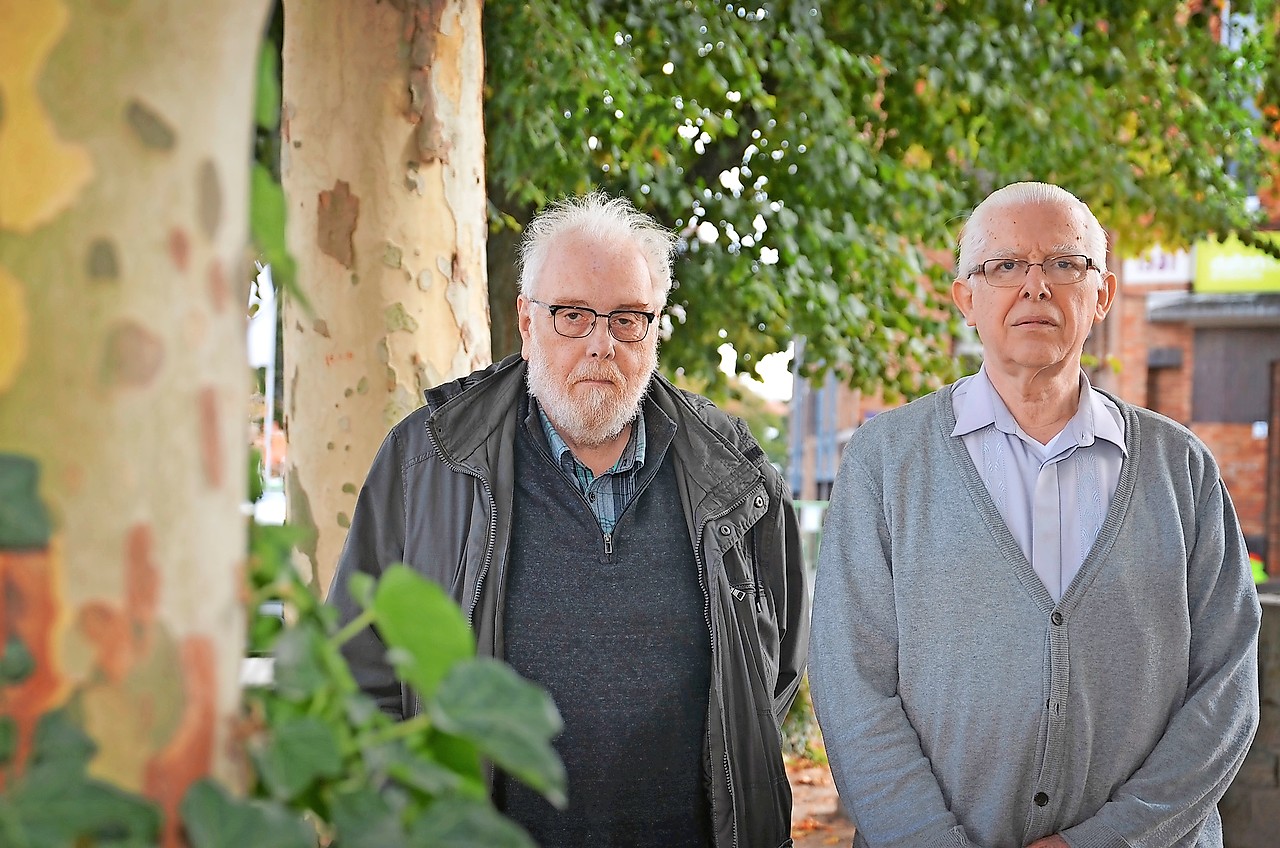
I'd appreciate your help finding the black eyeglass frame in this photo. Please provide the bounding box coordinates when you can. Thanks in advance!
[969,254,1104,287]
[527,298,658,342]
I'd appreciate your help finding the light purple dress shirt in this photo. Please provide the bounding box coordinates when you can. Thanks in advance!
[951,367,1127,601]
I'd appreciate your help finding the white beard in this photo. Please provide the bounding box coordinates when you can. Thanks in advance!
[526,336,657,448]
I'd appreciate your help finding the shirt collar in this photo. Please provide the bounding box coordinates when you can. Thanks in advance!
[535,399,647,475]
[952,365,1126,455]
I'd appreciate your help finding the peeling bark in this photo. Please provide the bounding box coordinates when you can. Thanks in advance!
[282,0,488,595]
[0,0,270,814]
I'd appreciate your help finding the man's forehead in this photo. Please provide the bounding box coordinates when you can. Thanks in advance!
[982,203,1087,247]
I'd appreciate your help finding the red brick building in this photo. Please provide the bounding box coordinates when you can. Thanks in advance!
[1086,242,1280,574]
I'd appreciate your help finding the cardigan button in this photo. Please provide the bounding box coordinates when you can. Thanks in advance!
[1051,612,1064,626]
[1034,791,1049,807]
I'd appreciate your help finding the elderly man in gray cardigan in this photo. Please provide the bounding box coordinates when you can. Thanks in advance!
[809,181,1261,848]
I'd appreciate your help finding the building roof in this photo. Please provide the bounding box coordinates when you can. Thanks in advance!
[1146,292,1280,327]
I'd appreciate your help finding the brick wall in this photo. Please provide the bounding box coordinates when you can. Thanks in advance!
[1194,423,1270,541]
[1221,593,1280,847]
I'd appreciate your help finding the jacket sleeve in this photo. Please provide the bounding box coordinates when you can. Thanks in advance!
[326,427,408,719]
[1061,479,1261,848]
[764,460,810,726]
[809,450,980,848]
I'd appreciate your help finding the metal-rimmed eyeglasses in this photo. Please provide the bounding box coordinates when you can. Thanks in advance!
[972,254,1103,287]
[527,298,657,343]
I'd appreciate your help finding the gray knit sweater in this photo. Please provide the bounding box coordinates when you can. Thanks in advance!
[809,384,1261,848]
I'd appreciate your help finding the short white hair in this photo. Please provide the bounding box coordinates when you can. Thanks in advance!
[518,191,678,308]
[956,182,1109,287]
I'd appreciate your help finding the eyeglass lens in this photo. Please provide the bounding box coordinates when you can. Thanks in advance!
[981,256,1091,286]
[554,307,650,342]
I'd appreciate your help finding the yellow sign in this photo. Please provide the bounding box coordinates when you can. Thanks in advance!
[1194,233,1280,294]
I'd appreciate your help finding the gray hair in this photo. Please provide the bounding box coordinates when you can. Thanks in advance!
[518,191,678,308]
[956,182,1109,287]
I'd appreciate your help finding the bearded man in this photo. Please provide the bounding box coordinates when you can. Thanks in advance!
[328,192,809,848]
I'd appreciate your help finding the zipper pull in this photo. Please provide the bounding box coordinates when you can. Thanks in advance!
[603,533,613,555]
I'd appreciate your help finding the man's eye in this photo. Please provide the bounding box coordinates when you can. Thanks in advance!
[1052,258,1077,270]
[613,314,636,328]
[561,310,588,322]
[995,261,1019,272]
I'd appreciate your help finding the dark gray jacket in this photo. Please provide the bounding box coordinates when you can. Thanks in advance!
[330,354,809,848]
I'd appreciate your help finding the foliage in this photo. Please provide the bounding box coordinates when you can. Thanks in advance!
[0,518,564,848]
[0,707,162,846]
[780,675,825,766]
[486,0,1276,398]
[224,518,567,847]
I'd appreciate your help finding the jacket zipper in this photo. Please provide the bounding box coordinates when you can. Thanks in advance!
[426,425,499,629]
[696,486,756,848]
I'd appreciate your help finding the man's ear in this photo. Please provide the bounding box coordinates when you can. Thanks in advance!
[951,279,976,327]
[1094,271,1118,323]
[517,295,533,360]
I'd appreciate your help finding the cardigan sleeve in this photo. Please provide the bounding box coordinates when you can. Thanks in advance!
[1062,479,1261,848]
[808,449,981,848]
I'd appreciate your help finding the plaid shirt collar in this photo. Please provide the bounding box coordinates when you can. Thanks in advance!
[536,401,647,481]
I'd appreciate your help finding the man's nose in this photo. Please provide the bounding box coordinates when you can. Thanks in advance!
[584,317,616,358]
[1020,267,1052,300]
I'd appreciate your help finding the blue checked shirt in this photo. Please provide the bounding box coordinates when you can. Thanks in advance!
[537,402,646,536]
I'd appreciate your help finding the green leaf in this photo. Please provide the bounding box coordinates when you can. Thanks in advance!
[0,716,15,766]
[0,453,51,549]
[0,636,35,685]
[372,565,474,701]
[0,710,161,845]
[425,730,486,793]
[410,796,537,848]
[347,571,376,611]
[181,780,315,848]
[29,709,95,767]
[253,716,344,800]
[271,628,330,701]
[329,786,407,848]
[250,164,298,302]
[429,659,566,808]
[255,44,282,132]
[375,742,463,796]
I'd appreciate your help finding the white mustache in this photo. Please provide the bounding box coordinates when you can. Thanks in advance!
[570,364,624,386]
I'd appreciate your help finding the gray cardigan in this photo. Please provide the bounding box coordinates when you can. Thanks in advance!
[809,384,1261,848]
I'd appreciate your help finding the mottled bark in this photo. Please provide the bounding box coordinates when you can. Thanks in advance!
[281,0,489,596]
[0,0,269,831]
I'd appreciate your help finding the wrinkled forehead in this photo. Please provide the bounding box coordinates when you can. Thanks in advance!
[532,231,654,305]
[978,201,1090,255]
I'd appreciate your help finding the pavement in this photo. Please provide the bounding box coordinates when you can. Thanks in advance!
[787,758,856,847]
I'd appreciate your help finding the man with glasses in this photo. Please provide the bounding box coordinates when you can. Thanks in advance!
[329,192,808,847]
[810,182,1260,848]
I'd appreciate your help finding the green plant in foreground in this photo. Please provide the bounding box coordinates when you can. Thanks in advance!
[0,515,565,847]
[238,516,567,847]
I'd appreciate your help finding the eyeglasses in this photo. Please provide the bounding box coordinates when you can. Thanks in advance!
[973,254,1102,287]
[527,299,656,343]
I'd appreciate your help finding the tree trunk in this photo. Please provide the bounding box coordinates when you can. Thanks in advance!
[0,0,268,835]
[281,0,489,597]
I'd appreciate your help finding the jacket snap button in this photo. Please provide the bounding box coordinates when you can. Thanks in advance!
[1051,612,1064,626]
[754,495,765,508]
[1034,791,1049,807]
[719,525,732,536]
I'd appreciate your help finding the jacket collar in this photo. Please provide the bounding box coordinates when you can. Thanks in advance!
[424,355,763,511]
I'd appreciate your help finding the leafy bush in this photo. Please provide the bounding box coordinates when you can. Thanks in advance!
[0,516,565,847]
